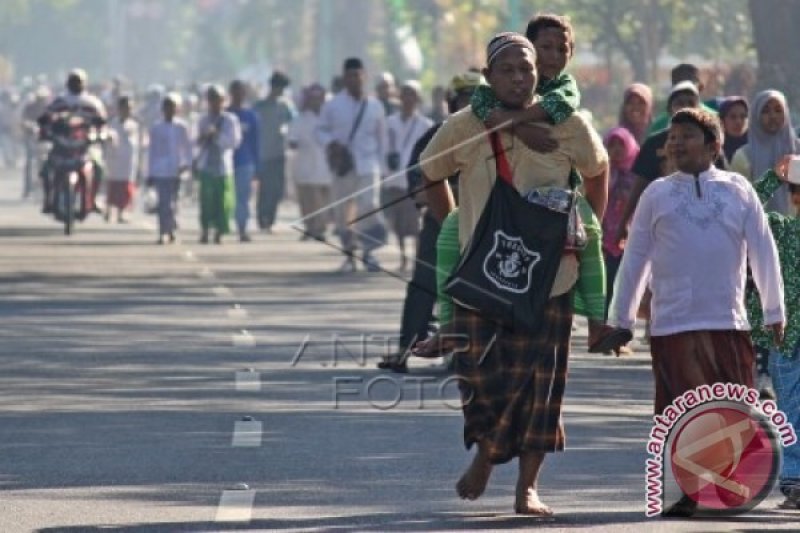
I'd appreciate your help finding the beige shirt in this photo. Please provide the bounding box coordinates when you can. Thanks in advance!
[421,106,608,296]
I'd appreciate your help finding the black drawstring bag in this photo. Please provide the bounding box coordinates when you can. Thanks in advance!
[444,132,569,332]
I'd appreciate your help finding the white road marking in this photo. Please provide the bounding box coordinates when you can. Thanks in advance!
[215,489,256,522]
[232,329,256,347]
[235,370,261,392]
[232,419,263,447]
[198,267,215,279]
[227,304,248,319]
[213,286,233,297]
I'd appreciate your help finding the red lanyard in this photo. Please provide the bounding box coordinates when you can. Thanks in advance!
[489,131,513,185]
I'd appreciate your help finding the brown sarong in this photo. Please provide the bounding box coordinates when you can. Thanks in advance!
[453,293,573,464]
[650,330,755,415]
[106,181,135,210]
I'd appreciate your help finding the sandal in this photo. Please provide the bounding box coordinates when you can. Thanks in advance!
[661,494,698,517]
[778,487,800,510]
[778,497,800,510]
[589,326,633,354]
[411,334,459,359]
[376,355,408,373]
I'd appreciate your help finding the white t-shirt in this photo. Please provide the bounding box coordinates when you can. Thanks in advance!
[147,119,192,179]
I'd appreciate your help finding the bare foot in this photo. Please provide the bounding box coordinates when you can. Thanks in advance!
[455,449,493,500]
[515,488,553,516]
[615,343,633,356]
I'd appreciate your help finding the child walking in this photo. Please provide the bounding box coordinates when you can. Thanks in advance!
[747,155,800,510]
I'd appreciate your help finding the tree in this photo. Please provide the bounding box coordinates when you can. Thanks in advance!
[563,0,693,84]
[748,0,800,104]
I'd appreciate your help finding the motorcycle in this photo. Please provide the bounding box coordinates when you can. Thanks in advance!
[40,108,104,235]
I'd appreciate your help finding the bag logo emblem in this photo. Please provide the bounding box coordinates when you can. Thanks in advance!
[483,230,540,293]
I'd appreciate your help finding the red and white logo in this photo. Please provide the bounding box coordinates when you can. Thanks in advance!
[667,401,780,513]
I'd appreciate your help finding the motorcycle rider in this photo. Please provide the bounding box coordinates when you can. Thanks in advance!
[37,69,107,214]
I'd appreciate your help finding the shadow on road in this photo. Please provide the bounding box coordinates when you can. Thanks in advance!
[33,508,800,532]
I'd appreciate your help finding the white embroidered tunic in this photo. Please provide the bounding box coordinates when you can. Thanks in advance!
[609,166,785,336]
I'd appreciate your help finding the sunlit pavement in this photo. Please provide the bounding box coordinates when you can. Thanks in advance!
[0,168,796,532]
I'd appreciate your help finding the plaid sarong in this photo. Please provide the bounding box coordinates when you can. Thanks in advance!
[453,293,573,464]
[650,330,755,415]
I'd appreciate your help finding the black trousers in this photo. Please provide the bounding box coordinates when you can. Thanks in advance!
[256,157,286,229]
[398,211,440,351]
[603,251,623,320]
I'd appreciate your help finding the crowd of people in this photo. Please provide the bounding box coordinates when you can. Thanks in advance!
[5,65,450,256]
[3,9,799,518]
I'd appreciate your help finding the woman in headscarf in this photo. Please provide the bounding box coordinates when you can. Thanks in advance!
[601,127,639,339]
[718,96,749,164]
[617,83,653,144]
[731,89,800,215]
[730,90,799,400]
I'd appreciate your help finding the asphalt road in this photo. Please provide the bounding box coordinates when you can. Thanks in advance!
[0,169,796,532]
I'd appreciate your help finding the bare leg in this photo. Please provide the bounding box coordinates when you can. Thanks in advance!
[456,439,494,500]
[515,452,553,515]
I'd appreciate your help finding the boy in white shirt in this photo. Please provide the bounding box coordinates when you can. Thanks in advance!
[606,108,785,515]
[147,93,192,244]
[608,108,784,401]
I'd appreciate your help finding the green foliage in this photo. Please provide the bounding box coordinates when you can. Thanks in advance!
[0,0,755,94]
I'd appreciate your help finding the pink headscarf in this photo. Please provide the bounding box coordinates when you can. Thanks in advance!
[618,83,653,143]
[604,126,640,172]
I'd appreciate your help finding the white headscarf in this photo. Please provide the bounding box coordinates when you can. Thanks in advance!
[747,90,800,214]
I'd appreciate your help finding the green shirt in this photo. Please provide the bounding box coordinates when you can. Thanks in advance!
[470,73,583,189]
[746,170,800,358]
[646,101,718,137]
[470,73,580,125]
